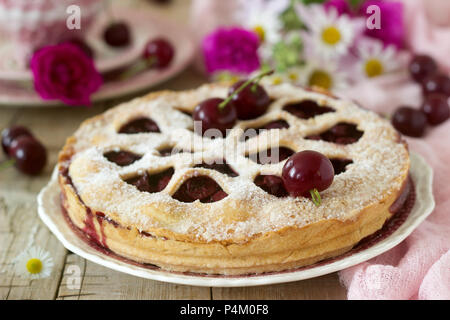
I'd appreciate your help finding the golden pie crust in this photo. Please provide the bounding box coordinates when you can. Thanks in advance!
[58,83,410,275]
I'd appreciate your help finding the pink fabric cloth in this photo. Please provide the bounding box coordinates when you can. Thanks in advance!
[338,0,450,300]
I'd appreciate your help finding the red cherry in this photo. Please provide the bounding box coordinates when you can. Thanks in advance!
[228,80,270,120]
[391,107,427,137]
[104,151,142,166]
[282,151,334,202]
[408,55,437,83]
[103,22,131,47]
[422,74,450,97]
[143,38,174,69]
[1,125,33,156]
[420,94,450,126]
[193,98,237,136]
[9,136,47,175]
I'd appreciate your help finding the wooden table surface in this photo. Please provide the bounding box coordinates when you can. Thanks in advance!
[0,0,347,300]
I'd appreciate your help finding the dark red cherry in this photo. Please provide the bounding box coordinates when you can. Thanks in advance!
[391,107,427,137]
[193,98,237,136]
[422,74,450,97]
[228,80,271,120]
[143,38,174,69]
[408,55,437,82]
[118,117,160,134]
[282,150,334,198]
[172,176,226,203]
[103,21,131,47]
[125,168,174,193]
[1,125,33,156]
[9,136,47,175]
[420,94,450,126]
[63,38,94,57]
[104,151,141,166]
[283,100,335,119]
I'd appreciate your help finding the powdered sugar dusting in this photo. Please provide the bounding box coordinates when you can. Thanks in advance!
[61,83,410,242]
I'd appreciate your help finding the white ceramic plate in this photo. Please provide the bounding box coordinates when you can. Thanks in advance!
[37,152,434,287]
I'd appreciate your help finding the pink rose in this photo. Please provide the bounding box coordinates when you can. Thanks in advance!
[30,43,103,106]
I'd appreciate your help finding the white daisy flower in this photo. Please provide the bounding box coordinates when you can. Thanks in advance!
[299,58,350,92]
[237,0,290,45]
[357,40,402,79]
[296,4,363,59]
[14,246,54,279]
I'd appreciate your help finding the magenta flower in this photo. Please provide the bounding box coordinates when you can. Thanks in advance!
[30,43,103,106]
[202,27,261,75]
[359,0,404,49]
[324,0,352,16]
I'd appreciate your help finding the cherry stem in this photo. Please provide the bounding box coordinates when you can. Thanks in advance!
[218,69,274,110]
[0,159,15,172]
[119,57,156,80]
[309,188,322,207]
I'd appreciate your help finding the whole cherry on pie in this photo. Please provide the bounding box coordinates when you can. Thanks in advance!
[193,98,237,136]
[282,150,334,206]
[193,70,273,136]
[228,80,271,120]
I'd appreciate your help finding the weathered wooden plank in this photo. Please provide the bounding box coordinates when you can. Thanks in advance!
[56,254,211,300]
[212,273,347,300]
[0,190,67,300]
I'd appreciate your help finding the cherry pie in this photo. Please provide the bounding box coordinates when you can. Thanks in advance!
[58,83,410,275]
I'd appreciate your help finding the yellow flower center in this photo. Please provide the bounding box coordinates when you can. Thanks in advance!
[365,58,384,78]
[271,76,283,85]
[288,72,299,82]
[253,25,266,42]
[308,70,333,90]
[321,26,341,45]
[26,258,43,274]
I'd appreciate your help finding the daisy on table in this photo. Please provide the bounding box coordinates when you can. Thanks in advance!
[14,246,54,279]
[355,39,406,79]
[295,3,364,59]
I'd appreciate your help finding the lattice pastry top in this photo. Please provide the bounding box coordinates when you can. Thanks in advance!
[58,83,410,243]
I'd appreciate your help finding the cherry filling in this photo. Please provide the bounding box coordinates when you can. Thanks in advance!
[104,151,142,166]
[330,158,353,175]
[118,117,160,134]
[247,147,295,165]
[124,168,174,193]
[283,100,335,119]
[254,175,288,197]
[306,122,363,145]
[157,146,191,157]
[172,176,228,203]
[241,120,289,141]
[194,160,239,177]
